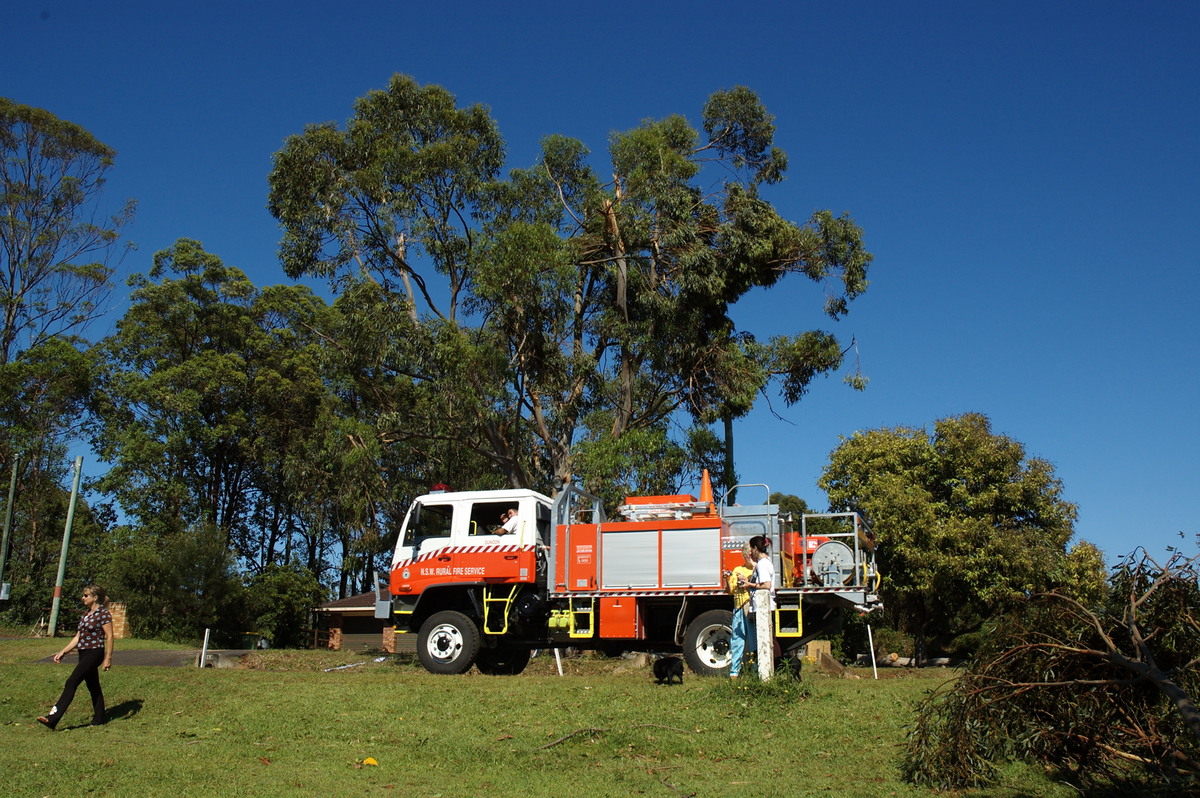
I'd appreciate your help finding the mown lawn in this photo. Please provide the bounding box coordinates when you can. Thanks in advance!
[0,639,1076,797]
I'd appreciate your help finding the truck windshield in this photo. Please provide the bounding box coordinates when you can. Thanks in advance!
[402,502,453,547]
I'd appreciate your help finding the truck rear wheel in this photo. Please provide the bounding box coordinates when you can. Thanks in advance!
[475,644,531,675]
[683,609,733,677]
[417,610,480,674]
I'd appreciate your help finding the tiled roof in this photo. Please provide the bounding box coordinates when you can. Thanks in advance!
[316,591,380,611]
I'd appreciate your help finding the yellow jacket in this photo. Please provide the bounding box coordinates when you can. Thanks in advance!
[727,566,753,610]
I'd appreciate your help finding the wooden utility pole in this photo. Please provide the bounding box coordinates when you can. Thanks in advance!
[48,457,84,637]
[0,458,17,597]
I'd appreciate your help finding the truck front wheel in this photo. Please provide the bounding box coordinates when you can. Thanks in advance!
[417,610,480,674]
[683,609,733,677]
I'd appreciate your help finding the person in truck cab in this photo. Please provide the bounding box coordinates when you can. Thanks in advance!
[495,508,520,535]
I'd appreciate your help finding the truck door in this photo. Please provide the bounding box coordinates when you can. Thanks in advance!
[447,498,537,583]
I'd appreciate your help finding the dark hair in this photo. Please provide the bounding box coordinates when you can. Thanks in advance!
[84,584,107,604]
[749,535,770,553]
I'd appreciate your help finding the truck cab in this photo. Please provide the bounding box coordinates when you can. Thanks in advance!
[389,489,554,618]
[391,488,554,566]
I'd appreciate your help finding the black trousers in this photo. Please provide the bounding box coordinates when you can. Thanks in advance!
[46,647,105,727]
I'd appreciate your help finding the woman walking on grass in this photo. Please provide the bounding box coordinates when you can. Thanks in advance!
[38,584,113,729]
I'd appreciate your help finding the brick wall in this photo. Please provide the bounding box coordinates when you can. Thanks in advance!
[107,601,131,639]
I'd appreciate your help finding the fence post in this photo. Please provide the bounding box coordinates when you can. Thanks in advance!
[753,589,774,681]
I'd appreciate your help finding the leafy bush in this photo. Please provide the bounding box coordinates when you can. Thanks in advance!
[243,563,326,648]
[99,523,244,643]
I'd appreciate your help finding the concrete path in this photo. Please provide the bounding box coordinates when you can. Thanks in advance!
[32,649,251,667]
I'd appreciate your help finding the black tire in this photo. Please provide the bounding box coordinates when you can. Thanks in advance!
[417,610,480,674]
[682,609,733,677]
[475,644,532,675]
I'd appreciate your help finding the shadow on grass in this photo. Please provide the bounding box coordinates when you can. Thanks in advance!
[33,700,144,732]
[55,699,144,730]
[107,699,144,720]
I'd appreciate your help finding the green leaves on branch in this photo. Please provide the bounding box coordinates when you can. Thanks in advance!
[701,86,788,186]
[268,75,503,320]
[904,545,1200,792]
[267,75,875,491]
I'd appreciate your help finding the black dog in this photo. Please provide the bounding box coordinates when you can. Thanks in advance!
[653,655,684,685]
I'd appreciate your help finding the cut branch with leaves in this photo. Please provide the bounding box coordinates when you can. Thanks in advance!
[904,543,1200,793]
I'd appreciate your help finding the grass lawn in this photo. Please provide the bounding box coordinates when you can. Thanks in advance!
[0,639,1077,797]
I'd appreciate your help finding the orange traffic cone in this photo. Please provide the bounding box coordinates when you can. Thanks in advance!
[699,469,715,513]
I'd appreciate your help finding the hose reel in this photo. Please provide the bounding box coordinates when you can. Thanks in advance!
[811,540,855,586]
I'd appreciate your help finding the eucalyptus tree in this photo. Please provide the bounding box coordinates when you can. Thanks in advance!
[90,239,434,595]
[269,75,872,497]
[0,98,130,503]
[0,98,133,368]
[0,99,132,622]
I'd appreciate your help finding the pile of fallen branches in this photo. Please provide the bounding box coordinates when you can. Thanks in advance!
[903,544,1200,793]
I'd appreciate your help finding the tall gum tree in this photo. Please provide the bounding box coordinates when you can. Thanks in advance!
[268,75,873,496]
[0,98,133,368]
[91,240,332,554]
[0,100,133,621]
[0,99,132,470]
[91,239,428,594]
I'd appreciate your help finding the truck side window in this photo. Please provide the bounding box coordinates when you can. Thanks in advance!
[470,501,515,535]
[535,503,551,543]
[403,503,453,546]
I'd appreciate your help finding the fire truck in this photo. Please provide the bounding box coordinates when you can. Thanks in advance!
[387,471,880,675]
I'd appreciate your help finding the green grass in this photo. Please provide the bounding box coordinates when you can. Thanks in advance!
[0,643,1077,798]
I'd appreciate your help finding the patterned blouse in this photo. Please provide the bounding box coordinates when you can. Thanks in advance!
[78,605,113,650]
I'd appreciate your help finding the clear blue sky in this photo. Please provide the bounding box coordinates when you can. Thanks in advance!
[6,1,1197,565]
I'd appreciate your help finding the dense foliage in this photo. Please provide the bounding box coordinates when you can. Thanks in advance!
[820,413,1102,660]
[268,74,872,500]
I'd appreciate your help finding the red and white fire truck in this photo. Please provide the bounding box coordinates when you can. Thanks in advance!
[387,471,880,675]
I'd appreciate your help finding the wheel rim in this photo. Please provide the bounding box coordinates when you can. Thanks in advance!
[426,623,464,663]
[693,623,732,669]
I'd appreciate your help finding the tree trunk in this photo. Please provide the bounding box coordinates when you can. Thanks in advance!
[723,412,736,505]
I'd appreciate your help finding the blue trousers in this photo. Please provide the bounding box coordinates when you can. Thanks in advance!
[729,606,757,676]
